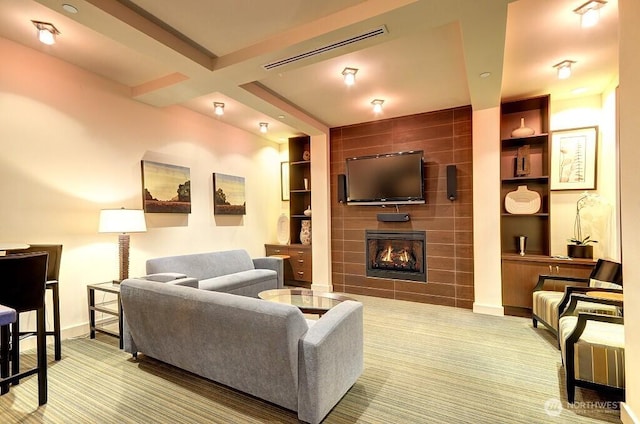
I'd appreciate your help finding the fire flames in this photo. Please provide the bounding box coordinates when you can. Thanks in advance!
[375,244,415,270]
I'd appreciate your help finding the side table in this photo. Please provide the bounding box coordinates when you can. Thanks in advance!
[87,282,122,349]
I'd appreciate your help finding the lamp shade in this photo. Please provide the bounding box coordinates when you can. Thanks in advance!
[99,208,147,233]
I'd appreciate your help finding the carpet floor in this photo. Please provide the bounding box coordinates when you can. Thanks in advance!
[0,294,623,423]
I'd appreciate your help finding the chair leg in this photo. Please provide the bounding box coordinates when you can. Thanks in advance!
[37,308,47,405]
[532,317,538,328]
[11,316,19,383]
[1,324,10,394]
[50,283,61,360]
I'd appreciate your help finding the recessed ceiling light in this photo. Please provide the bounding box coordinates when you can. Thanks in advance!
[31,20,60,45]
[553,60,576,79]
[62,4,78,14]
[371,99,384,113]
[213,102,224,116]
[277,115,285,119]
[479,72,491,78]
[574,0,607,28]
[342,67,358,86]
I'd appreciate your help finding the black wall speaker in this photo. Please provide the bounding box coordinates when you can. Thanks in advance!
[337,174,347,203]
[446,164,457,201]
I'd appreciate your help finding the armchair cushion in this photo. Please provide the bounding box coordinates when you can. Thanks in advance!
[589,278,622,290]
[559,315,625,392]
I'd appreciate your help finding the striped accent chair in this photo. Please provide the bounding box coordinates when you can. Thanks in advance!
[532,259,622,339]
[559,294,625,403]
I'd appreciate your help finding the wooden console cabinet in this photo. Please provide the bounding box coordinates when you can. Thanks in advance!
[265,244,312,288]
[501,254,595,316]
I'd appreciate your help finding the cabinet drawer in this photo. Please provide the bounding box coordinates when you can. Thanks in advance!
[292,266,312,282]
[290,247,310,260]
[265,245,289,256]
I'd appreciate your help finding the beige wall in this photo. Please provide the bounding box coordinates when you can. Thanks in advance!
[472,107,503,315]
[550,92,620,260]
[0,37,282,337]
[620,0,640,421]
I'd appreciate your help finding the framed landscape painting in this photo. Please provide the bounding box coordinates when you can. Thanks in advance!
[550,126,598,191]
[141,160,191,213]
[213,173,246,215]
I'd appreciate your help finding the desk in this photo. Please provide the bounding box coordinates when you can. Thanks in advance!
[87,282,122,348]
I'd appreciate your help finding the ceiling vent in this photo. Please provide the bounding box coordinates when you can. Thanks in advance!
[262,25,388,70]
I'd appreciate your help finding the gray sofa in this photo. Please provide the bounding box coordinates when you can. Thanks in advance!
[120,278,364,424]
[145,249,283,297]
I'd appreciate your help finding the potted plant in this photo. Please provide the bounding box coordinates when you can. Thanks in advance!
[567,235,597,259]
[567,193,599,259]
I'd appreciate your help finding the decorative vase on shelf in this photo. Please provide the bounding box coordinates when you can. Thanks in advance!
[304,205,312,216]
[302,144,311,161]
[300,220,311,245]
[511,117,535,138]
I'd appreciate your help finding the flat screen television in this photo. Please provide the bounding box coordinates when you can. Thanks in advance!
[346,150,425,205]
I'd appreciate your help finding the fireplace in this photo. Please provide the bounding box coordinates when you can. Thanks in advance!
[365,230,427,282]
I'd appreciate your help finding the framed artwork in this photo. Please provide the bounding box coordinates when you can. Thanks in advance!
[213,173,246,215]
[141,160,191,213]
[550,126,598,190]
[281,161,290,201]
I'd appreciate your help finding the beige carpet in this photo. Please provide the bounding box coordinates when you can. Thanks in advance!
[0,294,622,423]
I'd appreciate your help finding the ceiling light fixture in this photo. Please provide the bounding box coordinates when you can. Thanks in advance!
[259,122,268,133]
[574,0,607,28]
[213,102,224,116]
[553,60,575,80]
[31,20,60,45]
[342,67,358,86]
[371,99,384,113]
[479,72,491,78]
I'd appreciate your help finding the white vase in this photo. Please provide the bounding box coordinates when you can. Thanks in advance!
[304,205,312,216]
[511,117,535,137]
[300,220,311,245]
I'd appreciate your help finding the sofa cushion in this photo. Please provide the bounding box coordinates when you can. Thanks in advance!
[199,269,277,293]
[146,249,255,280]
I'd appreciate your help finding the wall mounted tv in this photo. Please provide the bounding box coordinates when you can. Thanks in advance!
[346,150,425,205]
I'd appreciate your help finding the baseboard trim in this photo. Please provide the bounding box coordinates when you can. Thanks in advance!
[311,282,332,292]
[473,302,504,316]
[18,322,88,351]
[622,402,639,424]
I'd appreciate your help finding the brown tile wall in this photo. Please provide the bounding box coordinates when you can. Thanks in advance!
[330,106,474,309]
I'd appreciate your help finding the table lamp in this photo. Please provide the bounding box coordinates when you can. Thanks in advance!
[99,208,147,282]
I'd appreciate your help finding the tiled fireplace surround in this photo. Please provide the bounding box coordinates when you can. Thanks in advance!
[330,106,474,309]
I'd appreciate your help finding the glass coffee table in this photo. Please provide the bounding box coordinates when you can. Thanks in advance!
[258,288,354,316]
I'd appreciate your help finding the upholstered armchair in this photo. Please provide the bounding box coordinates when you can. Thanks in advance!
[532,259,622,338]
[558,293,625,403]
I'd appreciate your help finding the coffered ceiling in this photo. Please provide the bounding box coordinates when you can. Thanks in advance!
[0,0,619,143]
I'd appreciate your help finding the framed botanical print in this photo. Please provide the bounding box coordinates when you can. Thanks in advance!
[550,126,598,190]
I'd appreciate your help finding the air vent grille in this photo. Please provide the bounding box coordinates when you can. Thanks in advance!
[262,25,388,70]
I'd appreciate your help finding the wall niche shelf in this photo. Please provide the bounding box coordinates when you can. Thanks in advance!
[500,95,553,316]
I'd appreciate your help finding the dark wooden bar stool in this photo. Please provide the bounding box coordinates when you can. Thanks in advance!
[10,244,62,361]
[0,252,49,405]
[0,304,17,395]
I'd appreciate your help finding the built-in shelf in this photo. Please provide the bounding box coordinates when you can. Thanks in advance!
[502,176,549,183]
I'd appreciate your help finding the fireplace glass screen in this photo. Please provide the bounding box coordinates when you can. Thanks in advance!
[365,230,427,282]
